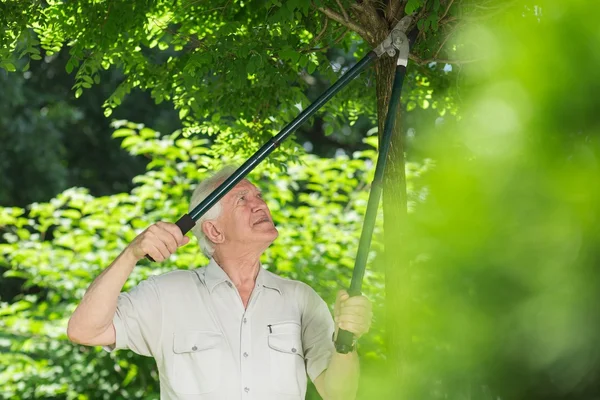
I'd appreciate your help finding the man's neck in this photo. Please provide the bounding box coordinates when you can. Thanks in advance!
[212,250,262,288]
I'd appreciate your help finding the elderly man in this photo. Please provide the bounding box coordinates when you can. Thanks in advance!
[67,165,372,399]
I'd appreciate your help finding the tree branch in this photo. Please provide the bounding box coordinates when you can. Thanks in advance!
[315,5,369,39]
[310,17,329,47]
[409,53,480,66]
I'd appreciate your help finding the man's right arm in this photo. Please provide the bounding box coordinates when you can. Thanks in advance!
[66,222,189,347]
[66,247,137,346]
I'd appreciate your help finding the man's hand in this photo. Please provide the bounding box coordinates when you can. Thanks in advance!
[333,290,372,340]
[127,221,190,262]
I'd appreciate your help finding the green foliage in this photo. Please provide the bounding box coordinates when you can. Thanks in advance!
[1,1,365,147]
[0,0,460,162]
[0,122,430,399]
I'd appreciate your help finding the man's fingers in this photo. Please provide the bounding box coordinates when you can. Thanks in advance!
[339,303,371,315]
[152,239,171,260]
[337,290,349,299]
[151,223,178,252]
[337,314,371,326]
[146,248,163,262]
[146,243,166,262]
[341,296,371,308]
[157,221,186,246]
[339,322,369,336]
[335,292,373,338]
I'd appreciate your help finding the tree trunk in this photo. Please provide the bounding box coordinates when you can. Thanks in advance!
[345,0,411,386]
[374,54,409,382]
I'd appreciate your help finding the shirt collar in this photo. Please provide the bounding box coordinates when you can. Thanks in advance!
[256,266,282,295]
[204,258,231,292]
[205,258,282,295]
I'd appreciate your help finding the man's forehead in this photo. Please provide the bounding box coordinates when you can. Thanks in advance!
[229,179,261,194]
[234,179,259,190]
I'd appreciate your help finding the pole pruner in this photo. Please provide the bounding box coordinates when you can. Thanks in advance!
[146,14,417,355]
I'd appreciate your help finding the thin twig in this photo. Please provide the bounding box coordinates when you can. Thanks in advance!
[335,0,350,21]
[311,18,329,47]
[433,30,450,59]
[220,0,232,17]
[431,17,464,59]
[440,0,455,21]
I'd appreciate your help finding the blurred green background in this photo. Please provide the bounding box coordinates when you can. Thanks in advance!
[1,0,599,399]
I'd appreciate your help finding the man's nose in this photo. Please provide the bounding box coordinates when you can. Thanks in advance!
[250,197,267,211]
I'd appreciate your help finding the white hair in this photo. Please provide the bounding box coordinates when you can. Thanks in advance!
[189,165,239,257]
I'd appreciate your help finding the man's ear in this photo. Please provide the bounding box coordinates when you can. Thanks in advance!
[202,220,225,244]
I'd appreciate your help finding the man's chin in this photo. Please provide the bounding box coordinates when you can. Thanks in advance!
[265,227,278,241]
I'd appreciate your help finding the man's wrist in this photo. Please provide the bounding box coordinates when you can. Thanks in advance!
[121,246,141,266]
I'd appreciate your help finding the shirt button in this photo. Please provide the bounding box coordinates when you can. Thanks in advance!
[243,318,247,324]
[291,348,297,353]
[244,387,250,393]
[192,346,198,351]
[227,281,233,288]
[243,352,249,358]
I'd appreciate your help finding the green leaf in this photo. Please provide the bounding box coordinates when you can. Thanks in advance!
[140,127,156,138]
[61,209,82,219]
[112,128,136,138]
[179,108,189,120]
[121,135,142,148]
[280,48,300,64]
[405,0,422,14]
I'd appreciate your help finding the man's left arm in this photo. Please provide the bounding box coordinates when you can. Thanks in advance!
[310,290,372,400]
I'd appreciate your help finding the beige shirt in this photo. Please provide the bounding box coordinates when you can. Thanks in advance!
[105,258,335,399]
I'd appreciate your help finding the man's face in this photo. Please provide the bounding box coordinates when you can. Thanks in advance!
[212,179,278,251]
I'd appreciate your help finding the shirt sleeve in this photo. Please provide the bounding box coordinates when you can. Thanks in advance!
[102,276,163,357]
[300,284,336,383]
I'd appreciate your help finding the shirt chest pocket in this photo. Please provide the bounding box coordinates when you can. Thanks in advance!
[267,322,306,396]
[170,331,222,395]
